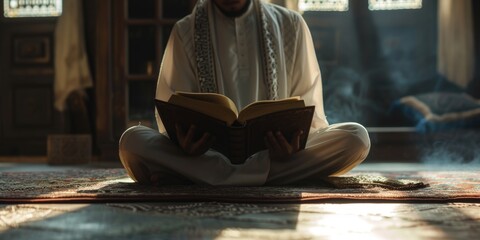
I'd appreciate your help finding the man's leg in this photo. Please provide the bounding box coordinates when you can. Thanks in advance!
[265,122,370,185]
[119,149,193,185]
[118,125,270,186]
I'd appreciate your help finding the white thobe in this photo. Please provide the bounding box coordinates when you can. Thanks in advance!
[119,0,370,186]
[155,0,328,133]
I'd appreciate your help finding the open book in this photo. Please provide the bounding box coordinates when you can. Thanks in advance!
[155,92,315,164]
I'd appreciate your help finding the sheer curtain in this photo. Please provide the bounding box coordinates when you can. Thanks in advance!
[54,0,93,111]
[437,0,474,88]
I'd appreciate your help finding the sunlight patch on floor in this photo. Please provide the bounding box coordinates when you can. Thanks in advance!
[455,203,480,220]
[298,204,397,238]
[0,204,88,233]
[294,203,452,240]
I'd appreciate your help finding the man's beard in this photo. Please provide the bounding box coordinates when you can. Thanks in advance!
[216,0,252,18]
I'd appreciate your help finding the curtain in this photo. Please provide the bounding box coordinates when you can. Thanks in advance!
[54,0,93,111]
[437,0,474,89]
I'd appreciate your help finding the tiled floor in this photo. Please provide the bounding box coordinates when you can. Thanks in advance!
[1,162,479,239]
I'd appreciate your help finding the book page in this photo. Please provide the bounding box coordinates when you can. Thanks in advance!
[175,91,239,115]
[237,97,305,124]
[168,94,238,126]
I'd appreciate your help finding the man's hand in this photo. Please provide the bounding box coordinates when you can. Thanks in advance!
[175,124,215,156]
[265,130,304,162]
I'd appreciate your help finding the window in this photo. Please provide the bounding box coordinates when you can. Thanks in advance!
[3,0,62,18]
[298,0,422,12]
[368,0,422,10]
[299,0,349,12]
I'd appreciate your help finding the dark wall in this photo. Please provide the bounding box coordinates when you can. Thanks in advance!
[84,0,97,79]
[303,0,438,126]
[302,0,480,126]
[0,14,64,155]
[81,0,99,150]
[470,0,480,98]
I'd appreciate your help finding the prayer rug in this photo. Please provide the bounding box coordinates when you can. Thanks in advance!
[0,169,478,203]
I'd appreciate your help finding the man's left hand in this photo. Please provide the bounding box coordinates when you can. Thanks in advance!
[265,130,304,162]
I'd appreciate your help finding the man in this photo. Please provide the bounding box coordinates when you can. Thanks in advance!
[119,0,370,186]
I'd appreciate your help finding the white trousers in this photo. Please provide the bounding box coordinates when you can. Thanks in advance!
[118,123,370,186]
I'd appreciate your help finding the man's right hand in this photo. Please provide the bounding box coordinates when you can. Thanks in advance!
[175,124,215,156]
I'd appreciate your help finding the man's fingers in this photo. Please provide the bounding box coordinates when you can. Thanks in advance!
[187,132,215,156]
[196,134,216,155]
[291,130,303,151]
[274,131,291,151]
[175,124,215,156]
[191,132,212,151]
[264,137,271,149]
[266,130,305,162]
[184,125,196,144]
[266,131,282,152]
[175,124,185,142]
[198,132,212,144]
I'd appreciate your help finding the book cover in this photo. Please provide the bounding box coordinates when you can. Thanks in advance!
[155,98,314,164]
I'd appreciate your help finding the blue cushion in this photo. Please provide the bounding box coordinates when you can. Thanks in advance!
[392,92,480,132]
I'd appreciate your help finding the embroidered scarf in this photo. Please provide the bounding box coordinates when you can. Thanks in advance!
[194,0,279,100]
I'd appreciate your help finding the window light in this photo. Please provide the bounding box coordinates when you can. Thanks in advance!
[4,0,62,18]
[368,0,422,10]
[299,0,349,12]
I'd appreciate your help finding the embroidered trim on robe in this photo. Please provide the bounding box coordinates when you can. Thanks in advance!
[193,0,279,100]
